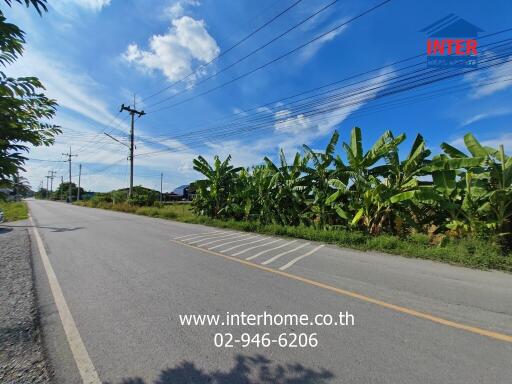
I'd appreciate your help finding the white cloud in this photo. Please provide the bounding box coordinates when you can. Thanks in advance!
[256,106,272,114]
[164,0,200,19]
[123,16,220,83]
[267,68,395,152]
[464,50,512,98]
[274,110,313,134]
[460,107,511,126]
[73,0,111,11]
[7,49,128,132]
[300,26,347,61]
[50,0,111,16]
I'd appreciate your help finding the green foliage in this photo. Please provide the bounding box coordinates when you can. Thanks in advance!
[75,200,194,221]
[190,128,512,251]
[76,197,512,270]
[52,182,84,201]
[0,200,28,221]
[0,0,60,184]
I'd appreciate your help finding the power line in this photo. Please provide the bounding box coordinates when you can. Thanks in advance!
[138,75,512,158]
[145,0,393,114]
[141,27,512,143]
[145,0,340,109]
[136,53,512,157]
[137,41,512,151]
[141,0,305,102]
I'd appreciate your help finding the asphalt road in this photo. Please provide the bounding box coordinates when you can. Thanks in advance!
[24,199,512,383]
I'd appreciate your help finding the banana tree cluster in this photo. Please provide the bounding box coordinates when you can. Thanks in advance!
[191,128,511,245]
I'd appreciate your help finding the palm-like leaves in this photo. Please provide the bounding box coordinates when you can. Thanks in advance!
[190,128,511,245]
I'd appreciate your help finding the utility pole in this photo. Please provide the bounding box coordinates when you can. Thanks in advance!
[62,147,77,203]
[160,173,163,203]
[120,96,145,198]
[45,175,51,199]
[77,164,82,201]
[48,170,56,199]
[60,176,64,201]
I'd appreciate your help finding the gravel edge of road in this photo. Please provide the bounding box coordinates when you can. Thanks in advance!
[0,223,53,384]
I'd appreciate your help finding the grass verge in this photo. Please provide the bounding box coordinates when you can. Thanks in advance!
[0,201,28,222]
[74,201,512,272]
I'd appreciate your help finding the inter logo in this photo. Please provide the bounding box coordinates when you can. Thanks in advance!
[421,14,483,68]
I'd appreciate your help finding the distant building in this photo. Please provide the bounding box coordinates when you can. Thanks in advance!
[172,185,189,198]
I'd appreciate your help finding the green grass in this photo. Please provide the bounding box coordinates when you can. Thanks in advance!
[74,201,512,272]
[0,201,29,222]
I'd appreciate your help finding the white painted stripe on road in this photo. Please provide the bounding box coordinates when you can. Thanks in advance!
[187,232,237,244]
[208,235,260,250]
[30,216,101,384]
[261,242,310,265]
[195,233,248,247]
[221,237,269,253]
[232,238,281,256]
[174,230,223,240]
[246,240,297,261]
[279,245,325,270]
[181,231,231,242]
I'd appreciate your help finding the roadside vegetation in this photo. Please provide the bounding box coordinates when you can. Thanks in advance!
[0,0,59,190]
[0,201,28,222]
[75,200,195,221]
[75,127,512,272]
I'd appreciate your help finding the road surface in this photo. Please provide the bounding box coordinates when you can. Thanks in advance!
[21,199,512,383]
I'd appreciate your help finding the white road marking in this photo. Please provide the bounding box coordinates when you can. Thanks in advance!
[279,245,325,270]
[195,233,249,247]
[182,231,233,243]
[245,240,297,260]
[208,235,260,250]
[232,238,281,256]
[261,242,310,265]
[174,230,223,240]
[187,232,237,244]
[30,216,101,384]
[221,237,269,253]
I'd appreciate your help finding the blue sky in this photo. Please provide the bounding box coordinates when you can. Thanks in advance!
[4,0,512,192]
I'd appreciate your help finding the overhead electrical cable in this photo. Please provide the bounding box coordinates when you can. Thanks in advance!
[145,0,393,114]
[141,0,305,102]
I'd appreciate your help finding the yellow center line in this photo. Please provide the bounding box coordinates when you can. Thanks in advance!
[170,238,512,344]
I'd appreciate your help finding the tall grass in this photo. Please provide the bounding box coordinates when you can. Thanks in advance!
[75,201,512,271]
[0,201,28,222]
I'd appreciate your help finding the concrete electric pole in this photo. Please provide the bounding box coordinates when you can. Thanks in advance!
[120,98,145,198]
[77,164,82,201]
[62,147,77,203]
[160,173,163,203]
[48,170,56,199]
[45,175,51,199]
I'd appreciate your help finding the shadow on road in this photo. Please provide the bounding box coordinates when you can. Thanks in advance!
[0,224,83,232]
[106,354,334,384]
[0,227,13,234]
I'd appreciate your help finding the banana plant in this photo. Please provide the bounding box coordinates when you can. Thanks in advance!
[191,155,242,217]
[263,149,307,225]
[328,127,406,233]
[302,130,340,227]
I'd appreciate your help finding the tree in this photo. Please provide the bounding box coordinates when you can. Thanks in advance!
[12,172,31,196]
[53,182,84,202]
[0,0,60,184]
[191,155,242,217]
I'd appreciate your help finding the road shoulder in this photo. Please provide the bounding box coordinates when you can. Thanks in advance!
[0,221,51,383]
